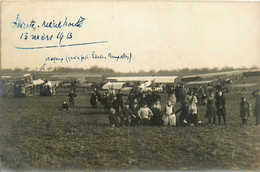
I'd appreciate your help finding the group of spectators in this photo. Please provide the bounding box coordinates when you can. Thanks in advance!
[59,82,260,127]
[85,83,230,127]
[13,81,26,98]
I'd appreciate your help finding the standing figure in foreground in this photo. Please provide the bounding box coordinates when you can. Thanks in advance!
[68,90,77,108]
[252,89,260,126]
[130,99,141,126]
[121,103,134,126]
[206,92,217,125]
[116,89,125,112]
[150,100,164,126]
[186,91,198,126]
[216,91,227,125]
[90,91,98,108]
[240,97,251,125]
[175,101,189,127]
[162,100,176,126]
[138,102,153,126]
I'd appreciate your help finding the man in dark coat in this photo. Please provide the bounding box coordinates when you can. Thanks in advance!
[145,90,154,108]
[179,85,187,104]
[116,89,126,112]
[68,90,77,108]
[121,103,134,126]
[128,91,135,110]
[175,101,189,127]
[175,83,181,102]
[252,89,260,125]
[93,88,102,102]
[130,99,140,126]
[111,97,120,113]
[90,91,98,108]
[150,100,164,126]
[215,91,226,125]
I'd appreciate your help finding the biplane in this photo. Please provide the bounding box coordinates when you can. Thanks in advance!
[104,76,178,92]
[50,74,103,89]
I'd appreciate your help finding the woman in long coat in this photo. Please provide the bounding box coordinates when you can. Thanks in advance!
[90,91,98,108]
[206,92,217,125]
[252,89,260,125]
[240,97,251,125]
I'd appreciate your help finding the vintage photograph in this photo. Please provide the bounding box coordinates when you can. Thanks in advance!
[1,1,260,171]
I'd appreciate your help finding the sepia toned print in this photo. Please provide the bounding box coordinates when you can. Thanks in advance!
[0,1,260,171]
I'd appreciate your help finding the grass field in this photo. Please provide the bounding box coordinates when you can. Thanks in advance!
[0,84,260,171]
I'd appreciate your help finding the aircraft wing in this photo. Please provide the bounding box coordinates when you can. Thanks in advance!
[185,80,214,85]
[106,76,154,82]
[181,70,246,83]
[107,76,178,83]
[102,82,126,90]
[243,69,260,77]
[33,79,45,86]
[153,76,178,83]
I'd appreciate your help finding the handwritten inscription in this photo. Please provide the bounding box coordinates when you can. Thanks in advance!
[11,14,85,44]
[45,52,132,64]
[11,14,132,67]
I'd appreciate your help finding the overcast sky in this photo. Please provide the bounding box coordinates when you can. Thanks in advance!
[1,1,259,72]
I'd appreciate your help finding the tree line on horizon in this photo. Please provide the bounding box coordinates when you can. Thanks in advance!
[1,65,259,76]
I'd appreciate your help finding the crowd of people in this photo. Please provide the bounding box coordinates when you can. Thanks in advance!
[70,83,259,127]
[59,82,260,127]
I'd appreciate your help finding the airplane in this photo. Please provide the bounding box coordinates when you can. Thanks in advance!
[104,76,178,92]
[50,74,103,89]
[181,69,260,91]
[243,69,260,77]
[181,70,247,83]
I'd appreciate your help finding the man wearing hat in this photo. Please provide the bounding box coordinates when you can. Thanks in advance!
[130,99,141,126]
[216,91,227,125]
[116,89,127,112]
[121,102,134,126]
[68,90,77,108]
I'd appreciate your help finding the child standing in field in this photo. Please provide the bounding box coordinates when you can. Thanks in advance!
[205,92,217,125]
[162,100,176,126]
[240,97,251,125]
[138,102,153,126]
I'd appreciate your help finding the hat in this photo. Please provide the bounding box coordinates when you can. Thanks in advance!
[142,101,148,105]
[109,108,116,113]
